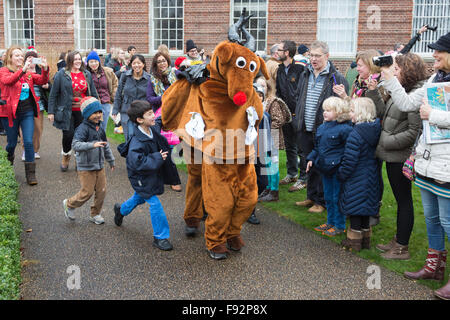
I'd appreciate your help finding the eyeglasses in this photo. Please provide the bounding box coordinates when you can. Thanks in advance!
[156,59,167,64]
[188,49,198,53]
[310,53,325,59]
[277,48,286,52]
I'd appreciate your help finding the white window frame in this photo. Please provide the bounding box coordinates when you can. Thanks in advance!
[74,0,107,54]
[411,0,450,58]
[230,0,268,55]
[317,0,360,59]
[149,0,184,56]
[3,0,35,48]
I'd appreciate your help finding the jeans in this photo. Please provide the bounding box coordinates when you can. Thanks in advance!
[100,103,111,133]
[420,188,450,251]
[120,192,170,239]
[62,111,83,153]
[120,112,135,142]
[1,110,35,162]
[323,173,345,230]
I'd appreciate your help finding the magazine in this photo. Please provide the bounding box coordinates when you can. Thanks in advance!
[423,82,450,144]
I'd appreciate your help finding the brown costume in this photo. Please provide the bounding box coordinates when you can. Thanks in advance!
[162,21,269,254]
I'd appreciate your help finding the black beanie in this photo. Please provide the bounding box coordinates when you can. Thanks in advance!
[186,39,197,52]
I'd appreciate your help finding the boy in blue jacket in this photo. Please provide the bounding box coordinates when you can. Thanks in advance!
[114,100,176,251]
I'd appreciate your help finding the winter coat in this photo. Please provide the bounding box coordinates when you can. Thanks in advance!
[112,69,150,115]
[338,119,382,216]
[276,62,304,114]
[48,68,98,131]
[0,67,49,127]
[366,81,424,163]
[265,96,292,150]
[72,119,115,171]
[382,74,450,183]
[307,120,353,176]
[106,58,122,74]
[89,66,118,103]
[293,61,349,133]
[117,124,180,199]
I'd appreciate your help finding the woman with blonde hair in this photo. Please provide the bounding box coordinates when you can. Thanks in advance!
[106,47,125,73]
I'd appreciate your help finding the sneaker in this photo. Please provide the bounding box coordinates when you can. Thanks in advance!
[247,212,260,225]
[63,199,75,220]
[279,175,297,185]
[295,199,314,207]
[308,204,326,213]
[288,180,307,192]
[113,203,123,226]
[208,250,227,260]
[323,227,345,237]
[257,189,270,201]
[153,237,173,251]
[314,223,333,232]
[34,152,40,159]
[89,215,105,225]
[21,151,25,161]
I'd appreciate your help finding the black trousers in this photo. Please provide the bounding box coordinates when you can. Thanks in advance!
[386,162,414,246]
[62,111,83,153]
[350,216,370,230]
[298,130,325,206]
[282,123,307,181]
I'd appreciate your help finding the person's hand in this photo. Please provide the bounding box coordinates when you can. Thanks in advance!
[39,56,48,71]
[367,77,378,91]
[110,165,115,172]
[306,161,313,173]
[420,98,432,120]
[333,84,348,99]
[120,65,127,72]
[93,141,108,148]
[419,25,428,34]
[22,56,32,73]
[48,114,54,122]
[380,64,395,81]
[42,83,49,89]
[160,150,168,160]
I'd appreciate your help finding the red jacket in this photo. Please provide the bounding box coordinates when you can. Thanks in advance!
[0,66,49,127]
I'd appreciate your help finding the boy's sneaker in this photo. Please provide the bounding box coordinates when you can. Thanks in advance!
[314,223,333,232]
[89,215,105,225]
[63,199,75,220]
[34,152,41,159]
[288,180,307,192]
[323,227,345,237]
[114,203,124,226]
[153,237,173,251]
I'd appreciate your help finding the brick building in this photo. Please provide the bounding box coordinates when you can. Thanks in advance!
[0,0,449,72]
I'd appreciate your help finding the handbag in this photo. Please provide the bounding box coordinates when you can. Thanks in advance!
[402,130,422,181]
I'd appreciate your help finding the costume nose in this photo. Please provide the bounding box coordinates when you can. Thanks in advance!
[233,91,247,106]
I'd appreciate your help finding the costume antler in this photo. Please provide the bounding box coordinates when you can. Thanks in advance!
[228,8,256,52]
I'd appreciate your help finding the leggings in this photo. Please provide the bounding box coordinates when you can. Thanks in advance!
[62,111,83,153]
[350,216,370,231]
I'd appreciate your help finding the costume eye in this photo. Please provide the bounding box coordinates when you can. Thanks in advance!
[236,57,246,68]
[249,61,257,72]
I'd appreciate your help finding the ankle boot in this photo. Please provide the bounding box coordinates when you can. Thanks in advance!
[434,276,450,300]
[404,249,447,281]
[61,150,71,172]
[341,228,363,252]
[7,153,14,166]
[376,236,397,252]
[24,162,37,185]
[361,228,372,250]
[381,241,410,260]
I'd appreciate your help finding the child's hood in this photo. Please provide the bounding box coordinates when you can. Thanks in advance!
[354,118,381,147]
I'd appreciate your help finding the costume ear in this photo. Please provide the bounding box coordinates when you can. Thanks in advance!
[216,42,234,64]
[258,56,269,80]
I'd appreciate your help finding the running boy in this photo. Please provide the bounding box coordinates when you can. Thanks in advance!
[63,96,115,224]
[114,100,176,251]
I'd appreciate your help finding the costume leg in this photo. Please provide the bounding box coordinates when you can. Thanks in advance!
[184,162,204,227]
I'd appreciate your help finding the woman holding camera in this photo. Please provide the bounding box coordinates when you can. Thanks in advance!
[0,46,49,185]
[366,53,427,260]
[380,32,450,300]
[48,51,99,172]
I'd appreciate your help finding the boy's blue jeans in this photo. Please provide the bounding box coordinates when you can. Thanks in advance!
[100,103,111,133]
[120,192,170,239]
[1,110,35,162]
[420,188,450,251]
[323,173,345,230]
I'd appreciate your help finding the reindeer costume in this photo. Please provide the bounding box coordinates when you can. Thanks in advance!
[162,10,269,259]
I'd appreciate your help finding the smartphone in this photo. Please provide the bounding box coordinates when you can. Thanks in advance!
[32,58,42,65]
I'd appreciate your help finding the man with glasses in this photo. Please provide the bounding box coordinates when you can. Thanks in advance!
[276,40,307,192]
[185,39,204,63]
[293,40,349,213]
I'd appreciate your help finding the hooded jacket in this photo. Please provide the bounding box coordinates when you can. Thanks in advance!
[338,119,382,216]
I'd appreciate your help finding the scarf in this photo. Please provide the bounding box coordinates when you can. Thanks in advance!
[351,74,380,98]
[150,69,177,97]
[433,70,450,83]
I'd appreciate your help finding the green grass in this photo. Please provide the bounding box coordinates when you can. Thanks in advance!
[106,119,125,145]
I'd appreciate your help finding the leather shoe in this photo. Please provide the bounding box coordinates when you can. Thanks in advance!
[185,225,199,237]
[308,204,326,213]
[247,212,260,224]
[114,203,123,226]
[434,279,450,300]
[153,237,173,251]
[295,199,314,207]
[208,250,227,260]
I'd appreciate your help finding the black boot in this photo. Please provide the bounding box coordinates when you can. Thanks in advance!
[24,162,37,185]
[247,210,260,225]
[7,153,14,166]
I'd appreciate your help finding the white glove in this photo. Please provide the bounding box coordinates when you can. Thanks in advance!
[245,106,259,145]
[185,112,205,139]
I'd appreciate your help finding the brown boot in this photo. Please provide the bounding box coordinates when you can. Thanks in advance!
[341,228,363,252]
[295,199,314,207]
[61,151,71,172]
[24,162,37,185]
[434,277,450,300]
[226,235,245,251]
[381,242,410,260]
[361,228,372,250]
[376,236,397,252]
[404,249,447,281]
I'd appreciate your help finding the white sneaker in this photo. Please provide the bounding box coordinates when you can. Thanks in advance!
[21,151,25,161]
[34,152,40,159]
[89,215,105,225]
[63,199,75,220]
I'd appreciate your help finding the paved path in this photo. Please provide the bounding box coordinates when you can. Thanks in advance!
[2,121,434,300]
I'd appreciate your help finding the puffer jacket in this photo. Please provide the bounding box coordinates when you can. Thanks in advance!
[112,69,150,115]
[72,119,115,171]
[338,119,382,216]
[366,80,424,163]
[382,74,450,182]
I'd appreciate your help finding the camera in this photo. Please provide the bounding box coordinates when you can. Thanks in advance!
[425,24,437,31]
[31,57,42,65]
[372,55,393,67]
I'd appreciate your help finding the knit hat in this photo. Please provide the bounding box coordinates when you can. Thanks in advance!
[80,96,102,120]
[86,51,101,63]
[27,46,37,53]
[174,56,187,69]
[297,44,309,55]
[186,39,197,52]
[428,32,450,52]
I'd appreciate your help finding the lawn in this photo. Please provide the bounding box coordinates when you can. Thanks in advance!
[106,122,448,291]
